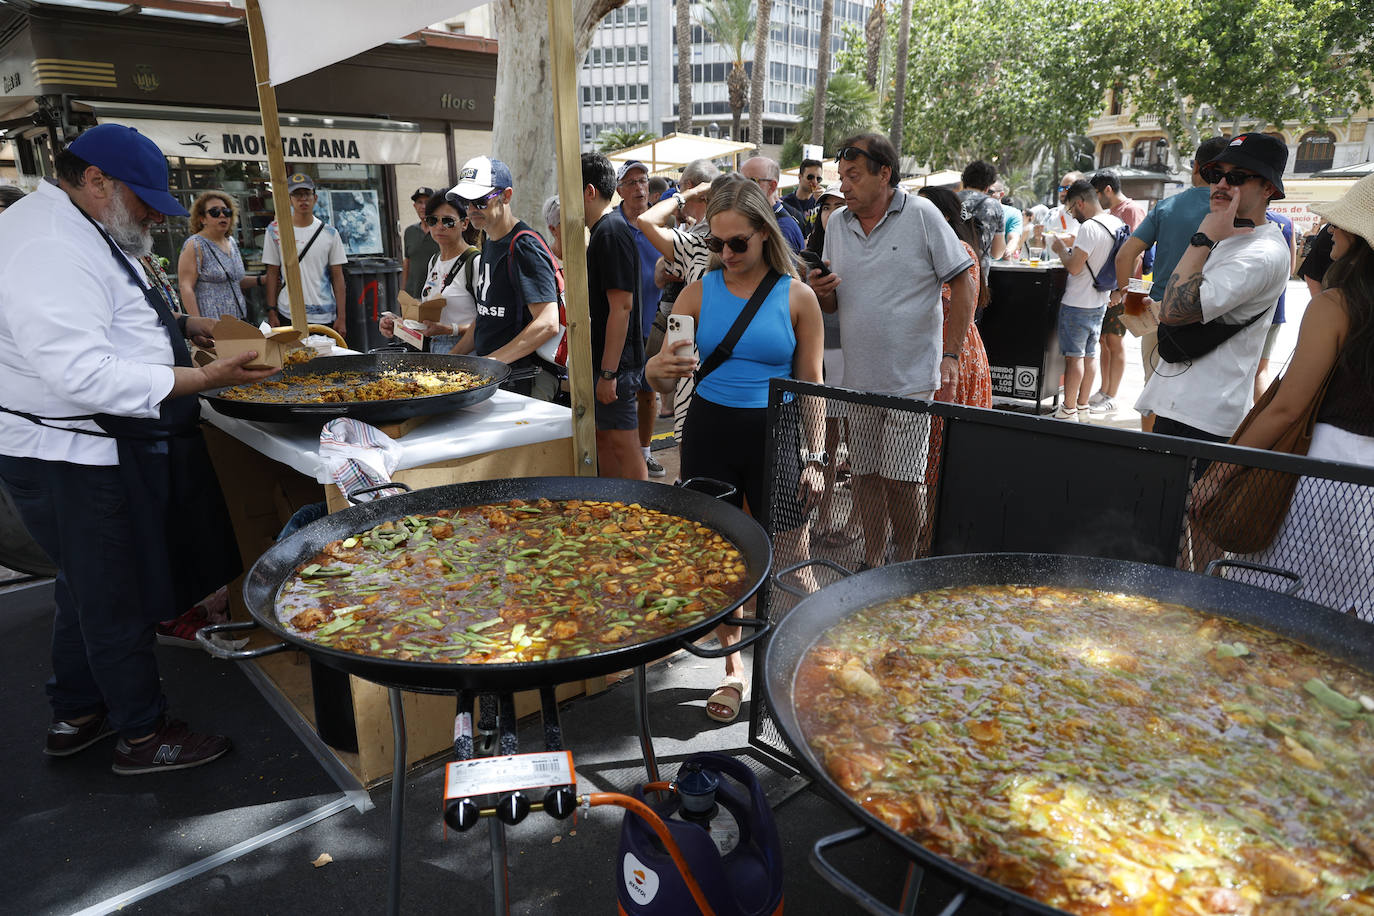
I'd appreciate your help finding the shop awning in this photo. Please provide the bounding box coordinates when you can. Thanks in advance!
[76,100,423,165]
[604,133,756,173]
[1313,161,1374,178]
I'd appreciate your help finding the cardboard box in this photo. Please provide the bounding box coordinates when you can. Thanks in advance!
[210,316,303,370]
[393,292,445,351]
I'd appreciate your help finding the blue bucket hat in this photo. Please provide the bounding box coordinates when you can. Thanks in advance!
[68,124,187,217]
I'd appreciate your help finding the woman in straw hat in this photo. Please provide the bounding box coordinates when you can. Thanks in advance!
[1212,172,1374,619]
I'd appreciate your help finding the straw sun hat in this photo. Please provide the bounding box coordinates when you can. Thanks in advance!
[1310,171,1374,249]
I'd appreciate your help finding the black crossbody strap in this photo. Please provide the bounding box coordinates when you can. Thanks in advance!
[297,221,327,261]
[199,236,246,315]
[695,269,781,384]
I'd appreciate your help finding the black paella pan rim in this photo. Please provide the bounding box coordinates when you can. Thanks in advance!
[200,352,512,425]
[762,552,1374,916]
[242,476,773,692]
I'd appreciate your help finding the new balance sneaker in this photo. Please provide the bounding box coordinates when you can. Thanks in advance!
[645,454,667,478]
[155,605,210,648]
[1088,394,1118,414]
[45,712,115,757]
[111,717,231,775]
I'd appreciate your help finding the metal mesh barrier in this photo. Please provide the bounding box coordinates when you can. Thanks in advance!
[749,379,1374,767]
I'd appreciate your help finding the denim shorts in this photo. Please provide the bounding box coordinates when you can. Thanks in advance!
[1059,305,1107,358]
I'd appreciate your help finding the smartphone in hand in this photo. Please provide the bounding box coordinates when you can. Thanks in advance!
[663,314,695,354]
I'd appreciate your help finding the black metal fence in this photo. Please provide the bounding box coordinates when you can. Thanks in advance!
[749,379,1374,769]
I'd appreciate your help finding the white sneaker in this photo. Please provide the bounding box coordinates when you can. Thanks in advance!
[1051,404,1079,421]
[1088,395,1117,414]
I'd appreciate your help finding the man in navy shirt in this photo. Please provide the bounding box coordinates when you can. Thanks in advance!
[741,155,806,252]
[585,153,647,480]
[449,155,561,401]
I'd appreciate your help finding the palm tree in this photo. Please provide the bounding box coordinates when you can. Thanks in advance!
[793,73,879,156]
[596,127,657,154]
[888,0,913,156]
[810,0,835,149]
[697,0,754,142]
[747,0,774,151]
[676,0,692,133]
[863,0,885,91]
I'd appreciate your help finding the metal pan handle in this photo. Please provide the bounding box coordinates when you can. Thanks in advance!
[674,476,738,501]
[195,621,292,660]
[505,366,540,382]
[812,827,972,916]
[773,558,854,598]
[367,342,410,354]
[344,481,413,505]
[1205,558,1304,595]
[677,615,769,658]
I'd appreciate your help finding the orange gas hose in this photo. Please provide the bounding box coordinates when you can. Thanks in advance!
[587,792,718,916]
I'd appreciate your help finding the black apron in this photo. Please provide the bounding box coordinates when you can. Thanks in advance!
[77,210,243,619]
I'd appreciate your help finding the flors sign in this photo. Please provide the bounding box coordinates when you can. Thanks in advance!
[133,65,159,93]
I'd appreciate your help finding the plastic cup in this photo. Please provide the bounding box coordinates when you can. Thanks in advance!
[1028,246,1043,266]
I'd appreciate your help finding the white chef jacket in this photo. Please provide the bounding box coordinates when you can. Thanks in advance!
[0,180,176,466]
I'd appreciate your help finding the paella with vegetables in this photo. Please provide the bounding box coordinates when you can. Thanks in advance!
[795,585,1374,915]
[275,498,749,663]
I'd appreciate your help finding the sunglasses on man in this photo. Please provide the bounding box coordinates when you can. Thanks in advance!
[1198,166,1263,187]
[424,215,462,228]
[835,146,882,168]
[705,233,756,254]
[205,206,232,218]
[464,189,503,210]
[805,174,823,182]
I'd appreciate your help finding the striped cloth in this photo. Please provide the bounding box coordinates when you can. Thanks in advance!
[319,418,404,502]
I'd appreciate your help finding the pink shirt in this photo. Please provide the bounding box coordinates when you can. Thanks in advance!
[1111,195,1147,233]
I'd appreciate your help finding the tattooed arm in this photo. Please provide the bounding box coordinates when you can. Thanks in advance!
[1159,242,1212,325]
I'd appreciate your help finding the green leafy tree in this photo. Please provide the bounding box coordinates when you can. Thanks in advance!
[697,0,755,141]
[596,128,657,154]
[782,74,879,166]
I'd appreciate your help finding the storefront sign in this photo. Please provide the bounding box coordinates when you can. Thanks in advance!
[1267,201,1321,235]
[99,115,422,165]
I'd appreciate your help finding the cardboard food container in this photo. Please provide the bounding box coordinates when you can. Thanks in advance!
[394,291,445,350]
[209,316,303,370]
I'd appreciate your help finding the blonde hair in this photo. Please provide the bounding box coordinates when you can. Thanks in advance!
[703,174,798,279]
[189,191,238,233]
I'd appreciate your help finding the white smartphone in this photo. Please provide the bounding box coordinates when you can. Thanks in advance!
[663,314,695,354]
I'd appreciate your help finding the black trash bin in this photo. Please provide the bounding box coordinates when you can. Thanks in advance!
[343,258,402,352]
[982,263,1068,413]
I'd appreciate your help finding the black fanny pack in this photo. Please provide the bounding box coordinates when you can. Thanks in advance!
[1157,309,1265,364]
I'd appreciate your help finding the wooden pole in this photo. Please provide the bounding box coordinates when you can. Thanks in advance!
[547,0,598,476]
[244,0,308,334]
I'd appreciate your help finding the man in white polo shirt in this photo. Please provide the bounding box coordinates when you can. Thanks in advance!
[807,132,974,569]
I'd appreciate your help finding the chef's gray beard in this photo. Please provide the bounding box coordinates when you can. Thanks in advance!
[104,183,154,258]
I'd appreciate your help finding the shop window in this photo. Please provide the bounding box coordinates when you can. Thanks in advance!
[1099,141,1122,168]
[1295,130,1335,172]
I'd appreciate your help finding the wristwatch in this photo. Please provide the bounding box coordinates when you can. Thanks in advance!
[599,368,618,381]
[1189,232,1217,251]
[801,450,830,468]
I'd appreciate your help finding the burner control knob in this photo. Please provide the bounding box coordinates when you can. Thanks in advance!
[444,797,481,832]
[543,785,576,819]
[496,791,531,825]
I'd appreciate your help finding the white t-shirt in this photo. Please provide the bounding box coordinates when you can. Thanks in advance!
[0,180,175,466]
[263,217,348,321]
[822,190,974,395]
[1061,214,1123,309]
[423,250,480,330]
[1134,222,1290,437]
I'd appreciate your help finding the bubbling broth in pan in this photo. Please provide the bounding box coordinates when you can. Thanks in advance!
[795,585,1374,915]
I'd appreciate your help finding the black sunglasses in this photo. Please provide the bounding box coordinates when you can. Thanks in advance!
[424,215,461,228]
[705,233,756,254]
[1199,165,1263,187]
[205,206,232,218]
[836,146,883,168]
[805,174,823,182]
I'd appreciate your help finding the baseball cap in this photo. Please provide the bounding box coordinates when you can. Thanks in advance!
[411,186,436,201]
[816,182,845,204]
[285,173,316,194]
[449,156,513,201]
[67,123,188,217]
[616,161,648,184]
[1204,133,1288,200]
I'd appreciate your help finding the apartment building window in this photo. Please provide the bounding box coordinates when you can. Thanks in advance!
[1099,141,1122,168]
[581,86,591,104]
[628,85,638,101]
[627,45,637,63]
[594,86,603,102]
[1295,130,1335,172]
[617,85,627,101]
[617,46,626,63]
[1132,136,1167,168]
[592,48,601,64]
[639,5,649,22]
[639,44,648,60]
[640,84,649,100]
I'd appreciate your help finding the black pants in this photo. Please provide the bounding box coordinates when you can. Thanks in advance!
[0,456,167,737]
[680,395,805,532]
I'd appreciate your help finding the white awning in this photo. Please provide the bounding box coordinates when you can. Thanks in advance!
[79,101,422,165]
[604,133,756,172]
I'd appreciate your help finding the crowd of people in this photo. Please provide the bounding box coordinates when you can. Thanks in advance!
[0,116,1370,773]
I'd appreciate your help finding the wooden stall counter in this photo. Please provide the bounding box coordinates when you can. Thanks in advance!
[200,390,601,784]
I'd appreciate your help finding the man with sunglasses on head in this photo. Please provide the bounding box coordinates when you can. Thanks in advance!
[448,155,561,401]
[1045,170,1084,242]
[808,133,975,570]
[740,156,806,253]
[1134,133,1292,442]
[782,158,825,236]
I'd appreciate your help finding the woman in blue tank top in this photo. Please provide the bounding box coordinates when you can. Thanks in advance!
[645,177,825,724]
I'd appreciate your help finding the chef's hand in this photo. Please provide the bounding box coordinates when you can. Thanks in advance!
[185,315,217,349]
[595,376,618,405]
[199,350,279,390]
